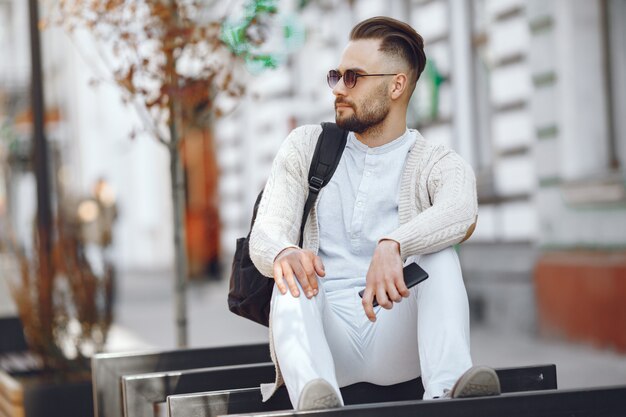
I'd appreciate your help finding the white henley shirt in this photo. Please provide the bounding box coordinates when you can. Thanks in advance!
[317,129,417,292]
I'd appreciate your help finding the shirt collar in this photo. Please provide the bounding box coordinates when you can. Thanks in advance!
[347,128,411,154]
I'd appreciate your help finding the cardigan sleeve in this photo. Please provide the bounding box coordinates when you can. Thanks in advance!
[383,151,478,259]
[249,126,316,277]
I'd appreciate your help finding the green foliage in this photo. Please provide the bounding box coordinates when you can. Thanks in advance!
[221,0,304,73]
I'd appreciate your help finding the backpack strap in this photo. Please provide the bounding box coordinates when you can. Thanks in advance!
[298,122,348,247]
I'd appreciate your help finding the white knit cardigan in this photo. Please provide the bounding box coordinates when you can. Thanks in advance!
[249,124,478,401]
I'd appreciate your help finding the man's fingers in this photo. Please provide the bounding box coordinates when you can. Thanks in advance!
[273,263,287,295]
[361,288,377,322]
[386,283,402,303]
[314,256,326,278]
[376,285,393,310]
[305,271,319,297]
[298,253,318,297]
[291,262,314,298]
[272,249,327,299]
[395,274,410,298]
[281,262,300,297]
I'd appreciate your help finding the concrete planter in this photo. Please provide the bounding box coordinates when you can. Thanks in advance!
[0,369,93,417]
[0,318,93,417]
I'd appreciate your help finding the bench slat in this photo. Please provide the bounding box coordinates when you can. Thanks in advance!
[122,363,276,417]
[223,385,626,417]
[167,365,557,417]
[93,343,270,417]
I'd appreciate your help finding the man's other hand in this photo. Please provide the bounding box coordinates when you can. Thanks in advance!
[273,248,326,298]
[362,239,407,322]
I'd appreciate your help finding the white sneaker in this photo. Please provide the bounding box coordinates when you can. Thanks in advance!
[444,365,501,398]
[297,378,342,411]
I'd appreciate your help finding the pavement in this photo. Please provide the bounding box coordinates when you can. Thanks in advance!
[110,268,626,391]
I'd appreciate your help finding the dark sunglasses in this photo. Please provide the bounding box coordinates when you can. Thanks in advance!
[327,69,398,89]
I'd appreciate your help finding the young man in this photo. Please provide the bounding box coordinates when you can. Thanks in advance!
[249,16,500,410]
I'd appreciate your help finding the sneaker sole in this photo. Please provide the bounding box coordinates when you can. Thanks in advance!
[297,378,342,411]
[452,366,501,398]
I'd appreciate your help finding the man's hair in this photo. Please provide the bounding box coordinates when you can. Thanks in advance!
[350,16,427,94]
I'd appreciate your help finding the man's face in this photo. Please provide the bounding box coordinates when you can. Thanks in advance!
[332,39,392,134]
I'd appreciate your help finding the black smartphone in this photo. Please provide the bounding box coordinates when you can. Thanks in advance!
[358,263,429,307]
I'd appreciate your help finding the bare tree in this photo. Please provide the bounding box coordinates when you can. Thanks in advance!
[50,0,282,346]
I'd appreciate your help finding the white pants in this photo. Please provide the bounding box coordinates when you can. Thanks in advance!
[270,247,472,407]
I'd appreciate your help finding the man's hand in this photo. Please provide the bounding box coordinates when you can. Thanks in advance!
[361,239,408,322]
[273,248,326,298]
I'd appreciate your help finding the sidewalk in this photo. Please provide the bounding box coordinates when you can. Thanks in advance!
[111,269,626,390]
[110,269,268,351]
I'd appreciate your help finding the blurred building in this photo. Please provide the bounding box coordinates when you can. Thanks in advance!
[1,0,624,350]
[217,0,626,351]
[1,0,177,271]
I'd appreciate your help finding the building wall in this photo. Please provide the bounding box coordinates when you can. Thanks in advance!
[529,0,626,248]
[529,0,626,350]
[459,0,539,333]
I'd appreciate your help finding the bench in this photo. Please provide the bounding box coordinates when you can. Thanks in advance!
[165,364,557,417]
[222,385,626,417]
[92,343,270,417]
[121,362,276,417]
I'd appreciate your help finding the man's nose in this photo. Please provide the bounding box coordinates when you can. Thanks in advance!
[332,77,347,97]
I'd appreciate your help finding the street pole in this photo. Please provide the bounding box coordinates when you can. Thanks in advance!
[28,0,54,358]
[167,1,188,348]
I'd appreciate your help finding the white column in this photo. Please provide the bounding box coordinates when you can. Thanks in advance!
[608,0,626,169]
[555,0,610,180]
[449,0,476,166]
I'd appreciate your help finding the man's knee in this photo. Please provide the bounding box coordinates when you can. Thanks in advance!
[420,247,461,273]
[271,280,325,318]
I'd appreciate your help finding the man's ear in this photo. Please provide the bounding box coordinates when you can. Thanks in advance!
[390,73,408,100]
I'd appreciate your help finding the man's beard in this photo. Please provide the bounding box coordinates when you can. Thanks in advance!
[335,86,390,134]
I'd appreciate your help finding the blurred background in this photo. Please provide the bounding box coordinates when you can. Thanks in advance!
[1,0,625,392]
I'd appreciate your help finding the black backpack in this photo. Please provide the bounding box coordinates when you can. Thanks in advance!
[228,122,348,326]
